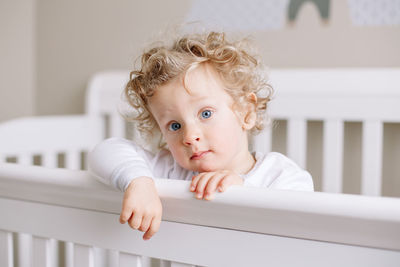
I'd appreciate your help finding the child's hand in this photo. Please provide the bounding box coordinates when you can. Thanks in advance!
[190,170,244,200]
[119,177,162,240]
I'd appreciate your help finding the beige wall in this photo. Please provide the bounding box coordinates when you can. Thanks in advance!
[0,0,35,121]
[36,0,191,115]
[35,0,400,115]
[257,1,400,68]
[2,0,398,117]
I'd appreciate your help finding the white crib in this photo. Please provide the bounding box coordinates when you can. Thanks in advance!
[0,68,400,267]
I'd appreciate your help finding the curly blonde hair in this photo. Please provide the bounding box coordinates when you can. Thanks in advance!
[124,31,273,143]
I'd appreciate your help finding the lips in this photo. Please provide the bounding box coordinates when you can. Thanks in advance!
[190,150,211,160]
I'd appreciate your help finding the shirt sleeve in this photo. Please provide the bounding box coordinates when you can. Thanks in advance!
[88,137,192,192]
[243,152,314,192]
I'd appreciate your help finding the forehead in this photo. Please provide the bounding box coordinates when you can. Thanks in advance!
[184,63,225,96]
[151,63,232,104]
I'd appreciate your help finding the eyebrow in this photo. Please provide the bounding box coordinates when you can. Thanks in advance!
[156,110,173,124]
[190,95,210,102]
[155,96,218,123]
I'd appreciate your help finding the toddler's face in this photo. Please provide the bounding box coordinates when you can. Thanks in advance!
[148,64,256,174]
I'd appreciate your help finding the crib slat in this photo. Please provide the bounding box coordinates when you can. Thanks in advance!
[109,113,125,138]
[93,247,120,267]
[141,256,152,267]
[361,121,383,196]
[49,239,58,266]
[33,237,53,267]
[0,230,13,267]
[322,120,344,193]
[93,247,106,267]
[18,233,33,267]
[250,127,272,154]
[287,119,307,168]
[42,152,58,168]
[119,252,143,267]
[107,250,119,267]
[18,154,33,165]
[170,261,196,267]
[65,151,81,170]
[65,241,74,267]
[74,244,94,267]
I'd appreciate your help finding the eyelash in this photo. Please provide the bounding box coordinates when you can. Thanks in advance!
[168,122,181,131]
[166,109,214,132]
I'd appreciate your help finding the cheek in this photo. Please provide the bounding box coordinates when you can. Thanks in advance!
[164,135,186,160]
[164,135,178,151]
[208,115,243,147]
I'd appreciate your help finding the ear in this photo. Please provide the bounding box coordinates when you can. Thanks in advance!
[242,93,257,130]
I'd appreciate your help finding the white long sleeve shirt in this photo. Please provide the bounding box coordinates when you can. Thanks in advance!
[88,137,314,192]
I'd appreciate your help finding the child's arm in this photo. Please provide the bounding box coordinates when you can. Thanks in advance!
[88,137,155,191]
[89,137,194,190]
[120,176,162,240]
[88,137,192,240]
[190,170,244,200]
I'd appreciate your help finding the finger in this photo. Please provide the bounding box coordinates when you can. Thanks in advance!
[191,173,206,196]
[190,174,201,192]
[194,173,214,199]
[204,173,227,200]
[119,205,133,224]
[143,215,161,240]
[128,211,143,230]
[139,213,152,232]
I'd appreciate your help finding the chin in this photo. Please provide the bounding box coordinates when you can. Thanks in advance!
[180,159,221,173]
[193,164,219,173]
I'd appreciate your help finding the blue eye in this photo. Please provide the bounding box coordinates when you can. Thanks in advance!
[201,110,213,119]
[169,122,181,131]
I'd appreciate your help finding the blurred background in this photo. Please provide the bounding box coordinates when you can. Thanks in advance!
[1,0,399,195]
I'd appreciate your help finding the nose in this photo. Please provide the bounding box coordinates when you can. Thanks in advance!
[182,126,201,146]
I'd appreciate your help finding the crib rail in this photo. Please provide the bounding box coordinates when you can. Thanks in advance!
[0,115,104,169]
[1,163,400,267]
[268,68,400,195]
[85,71,128,139]
[268,69,400,121]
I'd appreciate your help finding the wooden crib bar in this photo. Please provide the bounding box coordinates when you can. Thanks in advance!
[0,115,104,170]
[322,119,344,193]
[65,150,81,170]
[1,163,400,267]
[65,242,74,267]
[42,152,58,169]
[362,120,383,196]
[17,155,33,166]
[33,236,55,267]
[0,115,104,154]
[119,253,142,267]
[268,69,400,195]
[17,233,32,267]
[74,244,94,267]
[0,230,13,267]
